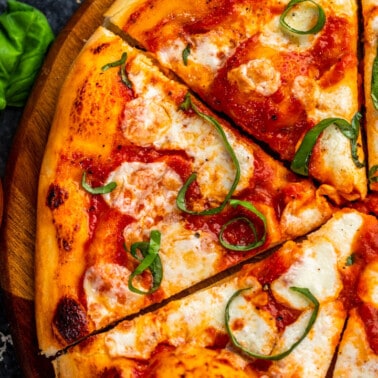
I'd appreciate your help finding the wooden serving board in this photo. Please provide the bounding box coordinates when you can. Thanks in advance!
[0,0,115,376]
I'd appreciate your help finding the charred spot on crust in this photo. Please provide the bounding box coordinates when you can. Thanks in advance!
[58,237,72,252]
[100,367,123,378]
[53,296,89,344]
[46,184,68,210]
[91,42,110,55]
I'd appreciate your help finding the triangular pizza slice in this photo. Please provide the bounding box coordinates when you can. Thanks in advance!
[51,208,378,377]
[35,26,333,356]
[362,0,378,191]
[333,214,378,376]
[106,0,367,202]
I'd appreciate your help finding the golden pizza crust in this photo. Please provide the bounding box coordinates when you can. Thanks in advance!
[35,27,133,355]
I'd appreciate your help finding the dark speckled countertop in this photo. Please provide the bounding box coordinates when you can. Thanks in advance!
[0,1,81,376]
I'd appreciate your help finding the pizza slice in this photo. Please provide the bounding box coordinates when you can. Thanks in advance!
[362,0,378,191]
[105,0,367,203]
[35,26,333,356]
[51,208,377,377]
[332,211,378,377]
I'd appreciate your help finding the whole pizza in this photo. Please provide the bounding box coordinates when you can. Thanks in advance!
[35,0,378,376]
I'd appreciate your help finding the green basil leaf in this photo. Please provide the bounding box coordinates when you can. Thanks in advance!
[291,113,364,176]
[280,0,326,35]
[225,286,319,360]
[101,53,127,71]
[177,93,241,215]
[0,0,54,110]
[350,113,365,168]
[81,172,117,195]
[219,199,267,251]
[371,48,378,110]
[346,253,355,266]
[102,52,132,89]
[369,165,378,183]
[182,44,191,66]
[128,230,163,295]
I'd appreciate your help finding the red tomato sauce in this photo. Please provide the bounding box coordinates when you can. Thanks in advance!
[355,221,378,264]
[310,17,354,79]
[358,303,378,354]
[339,221,378,311]
[208,16,353,161]
[78,144,193,266]
[254,251,292,285]
[209,47,314,160]
[182,0,243,34]
[263,289,302,333]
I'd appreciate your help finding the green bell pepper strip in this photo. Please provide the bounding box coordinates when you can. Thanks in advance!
[280,0,326,35]
[128,230,163,295]
[291,113,365,176]
[225,286,319,360]
[177,93,241,215]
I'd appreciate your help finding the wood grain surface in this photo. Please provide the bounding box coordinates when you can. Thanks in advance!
[0,0,115,376]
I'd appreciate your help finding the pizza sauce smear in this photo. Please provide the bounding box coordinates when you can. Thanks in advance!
[231,251,302,372]
[209,16,354,161]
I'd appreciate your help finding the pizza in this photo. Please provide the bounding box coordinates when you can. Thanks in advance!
[105,0,367,203]
[51,208,378,377]
[362,0,378,191]
[34,0,378,377]
[35,25,333,356]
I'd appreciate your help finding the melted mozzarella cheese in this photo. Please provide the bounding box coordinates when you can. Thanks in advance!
[123,53,254,201]
[311,211,363,265]
[311,83,354,121]
[155,222,223,289]
[228,58,281,96]
[98,211,363,372]
[281,202,329,238]
[122,97,172,146]
[272,239,342,309]
[372,15,378,41]
[103,161,182,221]
[259,16,316,52]
[83,263,146,326]
[157,30,233,74]
[228,287,278,355]
[334,310,378,377]
[269,302,346,377]
[281,0,322,34]
[314,124,361,193]
[158,38,187,68]
[84,223,224,327]
[157,3,262,74]
[104,278,241,359]
[188,29,237,71]
[292,76,355,122]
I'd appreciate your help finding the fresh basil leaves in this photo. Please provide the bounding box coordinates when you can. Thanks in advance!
[0,0,54,110]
